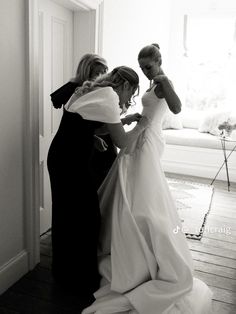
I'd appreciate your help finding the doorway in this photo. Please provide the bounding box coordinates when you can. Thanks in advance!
[26,0,103,269]
[38,0,74,235]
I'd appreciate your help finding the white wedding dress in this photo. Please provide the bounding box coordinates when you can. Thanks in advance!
[83,86,213,314]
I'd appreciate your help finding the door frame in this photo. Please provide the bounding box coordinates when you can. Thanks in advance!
[25,0,104,269]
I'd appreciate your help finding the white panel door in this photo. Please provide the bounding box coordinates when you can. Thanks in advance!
[38,0,73,235]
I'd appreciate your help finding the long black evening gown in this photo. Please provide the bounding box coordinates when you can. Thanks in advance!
[50,81,118,191]
[47,87,121,310]
[47,109,102,298]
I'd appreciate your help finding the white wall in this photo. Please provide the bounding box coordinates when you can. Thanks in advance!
[102,0,172,104]
[0,0,28,293]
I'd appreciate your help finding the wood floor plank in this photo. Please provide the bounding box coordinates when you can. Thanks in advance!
[0,290,79,314]
[203,230,236,243]
[200,237,236,251]
[205,217,236,232]
[40,244,53,257]
[188,239,236,259]
[212,300,236,314]
[194,270,236,291]
[40,235,52,246]
[9,277,90,312]
[39,255,52,270]
[25,265,53,284]
[191,250,236,268]
[210,286,236,305]
[193,260,236,279]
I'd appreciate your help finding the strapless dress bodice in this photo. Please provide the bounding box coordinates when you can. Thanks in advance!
[141,85,168,134]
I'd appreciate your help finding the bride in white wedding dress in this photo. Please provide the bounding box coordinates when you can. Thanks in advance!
[82,44,213,314]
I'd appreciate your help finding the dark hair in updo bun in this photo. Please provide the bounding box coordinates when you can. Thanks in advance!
[138,43,162,64]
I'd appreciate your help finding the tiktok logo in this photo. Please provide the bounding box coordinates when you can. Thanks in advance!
[173,226,180,234]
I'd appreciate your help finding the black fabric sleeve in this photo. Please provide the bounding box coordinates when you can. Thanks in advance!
[50,82,79,109]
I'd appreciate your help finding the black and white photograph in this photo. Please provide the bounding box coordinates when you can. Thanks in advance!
[0,0,236,313]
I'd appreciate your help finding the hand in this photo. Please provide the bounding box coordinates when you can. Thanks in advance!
[153,74,168,85]
[137,116,149,129]
[123,113,142,125]
[94,136,108,152]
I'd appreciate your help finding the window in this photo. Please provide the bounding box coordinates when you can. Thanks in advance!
[183,14,236,112]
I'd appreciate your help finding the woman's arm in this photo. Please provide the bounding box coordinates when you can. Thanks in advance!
[95,113,142,135]
[121,113,142,125]
[106,116,148,149]
[95,124,109,136]
[154,75,182,114]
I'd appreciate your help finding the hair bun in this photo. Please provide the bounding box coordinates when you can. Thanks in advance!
[151,43,160,49]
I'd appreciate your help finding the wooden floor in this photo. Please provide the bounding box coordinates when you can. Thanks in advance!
[0,174,236,313]
[168,174,236,314]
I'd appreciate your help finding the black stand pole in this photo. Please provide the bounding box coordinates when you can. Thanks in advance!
[221,138,230,191]
[210,140,236,191]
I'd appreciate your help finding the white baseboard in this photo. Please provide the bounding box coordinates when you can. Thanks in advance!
[0,250,28,295]
[162,144,236,183]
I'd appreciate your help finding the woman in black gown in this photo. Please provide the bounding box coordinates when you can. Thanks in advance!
[50,53,141,190]
[47,66,148,309]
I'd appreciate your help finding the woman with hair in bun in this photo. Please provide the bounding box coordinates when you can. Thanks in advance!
[83,44,212,314]
[47,65,148,310]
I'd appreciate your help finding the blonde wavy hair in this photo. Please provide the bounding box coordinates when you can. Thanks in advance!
[73,53,108,85]
[71,66,140,105]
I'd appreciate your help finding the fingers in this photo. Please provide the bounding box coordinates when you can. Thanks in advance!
[132,113,142,122]
[123,113,142,125]
[153,74,167,84]
[102,140,108,150]
[135,113,142,119]
[94,137,108,152]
